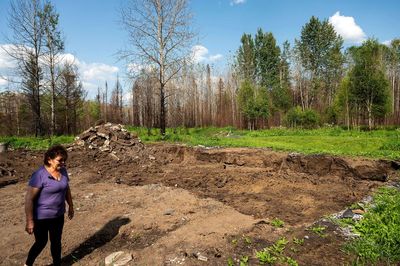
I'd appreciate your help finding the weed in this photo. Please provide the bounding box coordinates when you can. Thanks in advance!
[286,256,299,266]
[255,249,277,265]
[243,236,252,245]
[271,218,285,228]
[292,237,304,245]
[240,255,249,266]
[270,237,288,254]
[290,247,298,253]
[231,239,238,246]
[227,257,234,266]
[255,237,290,265]
[310,225,327,237]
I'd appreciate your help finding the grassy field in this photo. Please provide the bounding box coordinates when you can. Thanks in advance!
[127,126,400,160]
[1,126,399,160]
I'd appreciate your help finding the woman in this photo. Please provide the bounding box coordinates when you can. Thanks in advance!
[24,145,74,266]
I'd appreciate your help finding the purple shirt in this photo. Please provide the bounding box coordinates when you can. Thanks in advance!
[28,166,69,220]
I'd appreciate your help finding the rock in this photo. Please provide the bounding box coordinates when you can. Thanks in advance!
[197,254,208,262]
[361,195,373,205]
[109,153,120,161]
[338,226,360,239]
[163,209,175,215]
[149,155,156,160]
[84,193,94,199]
[99,146,111,152]
[75,140,85,146]
[341,209,354,219]
[97,132,110,139]
[105,251,132,266]
[353,214,363,221]
[143,224,152,230]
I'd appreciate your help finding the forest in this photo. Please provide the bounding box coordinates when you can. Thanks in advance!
[0,0,399,136]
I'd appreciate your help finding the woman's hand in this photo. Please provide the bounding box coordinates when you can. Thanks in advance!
[68,206,74,220]
[25,219,34,234]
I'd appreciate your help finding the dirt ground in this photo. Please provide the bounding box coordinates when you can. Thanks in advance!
[0,143,399,265]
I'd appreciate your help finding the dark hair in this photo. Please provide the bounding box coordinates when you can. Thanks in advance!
[44,145,68,166]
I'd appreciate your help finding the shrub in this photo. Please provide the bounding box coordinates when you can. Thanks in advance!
[285,106,320,129]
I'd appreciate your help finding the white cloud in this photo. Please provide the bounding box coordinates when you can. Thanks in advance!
[209,54,223,61]
[81,81,99,92]
[0,77,8,86]
[126,63,155,75]
[0,45,120,97]
[123,91,132,103]
[230,0,246,5]
[382,40,392,46]
[81,63,119,81]
[0,44,17,69]
[191,45,223,63]
[329,11,366,44]
[60,53,80,65]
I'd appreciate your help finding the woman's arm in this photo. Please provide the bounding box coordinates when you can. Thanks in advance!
[25,186,40,234]
[66,186,74,220]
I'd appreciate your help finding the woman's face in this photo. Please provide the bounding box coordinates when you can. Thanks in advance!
[48,155,65,170]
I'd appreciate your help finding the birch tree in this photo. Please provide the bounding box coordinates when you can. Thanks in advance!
[120,0,195,135]
[41,1,64,135]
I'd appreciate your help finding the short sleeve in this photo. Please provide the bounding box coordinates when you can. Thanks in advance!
[28,169,44,188]
[61,168,69,181]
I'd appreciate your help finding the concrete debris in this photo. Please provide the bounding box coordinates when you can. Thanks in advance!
[193,252,208,262]
[69,123,144,155]
[105,251,133,266]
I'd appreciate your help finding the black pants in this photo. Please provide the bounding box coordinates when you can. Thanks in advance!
[26,215,64,266]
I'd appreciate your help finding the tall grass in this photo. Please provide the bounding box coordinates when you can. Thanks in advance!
[126,126,400,160]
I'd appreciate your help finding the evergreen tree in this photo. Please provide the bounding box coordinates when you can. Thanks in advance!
[236,34,256,82]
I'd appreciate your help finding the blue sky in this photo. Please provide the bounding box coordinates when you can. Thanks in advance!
[1,0,399,98]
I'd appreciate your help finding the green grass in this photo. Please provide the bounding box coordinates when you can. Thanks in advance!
[0,135,74,150]
[2,126,399,159]
[127,126,400,160]
[344,187,400,264]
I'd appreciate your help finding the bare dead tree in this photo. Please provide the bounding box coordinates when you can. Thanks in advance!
[120,0,195,135]
[4,0,46,136]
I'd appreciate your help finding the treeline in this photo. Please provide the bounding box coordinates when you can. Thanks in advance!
[1,3,399,136]
[0,0,87,136]
[129,16,400,131]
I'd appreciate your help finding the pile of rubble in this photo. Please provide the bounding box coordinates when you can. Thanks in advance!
[71,123,144,154]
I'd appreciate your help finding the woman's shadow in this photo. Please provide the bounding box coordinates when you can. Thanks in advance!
[61,216,130,265]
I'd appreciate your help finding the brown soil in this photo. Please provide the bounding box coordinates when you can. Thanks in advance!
[0,143,398,265]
